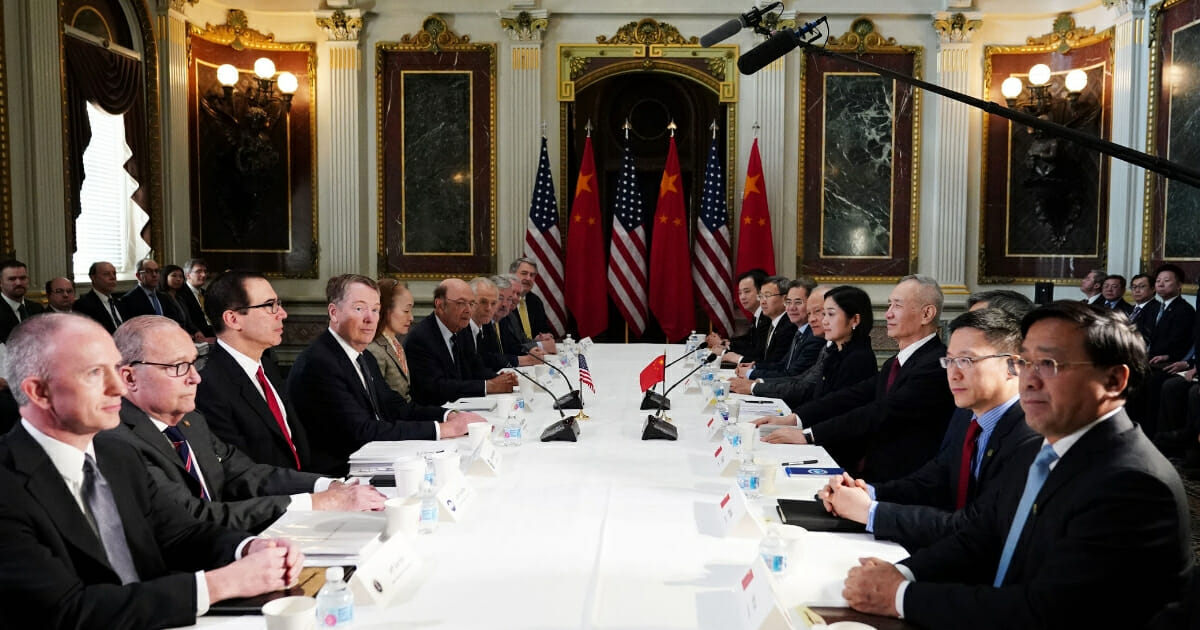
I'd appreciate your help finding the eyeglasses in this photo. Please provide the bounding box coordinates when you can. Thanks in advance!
[447,299,477,309]
[235,299,284,314]
[128,356,207,377]
[1006,356,1094,378]
[758,293,782,300]
[784,299,806,307]
[939,354,1013,370]
[50,288,76,295]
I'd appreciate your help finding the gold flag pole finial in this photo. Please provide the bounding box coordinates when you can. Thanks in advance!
[623,118,632,140]
[667,119,677,137]
[752,121,761,138]
[710,119,718,140]
[585,119,594,138]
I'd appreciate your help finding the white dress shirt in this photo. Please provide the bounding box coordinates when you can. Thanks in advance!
[329,328,444,436]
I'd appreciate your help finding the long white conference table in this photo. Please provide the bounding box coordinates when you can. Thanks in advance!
[195,344,909,630]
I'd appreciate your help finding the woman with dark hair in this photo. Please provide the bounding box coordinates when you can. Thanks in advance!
[753,285,878,435]
[157,263,202,340]
[365,277,416,401]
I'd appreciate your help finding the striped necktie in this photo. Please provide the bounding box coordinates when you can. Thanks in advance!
[162,425,208,499]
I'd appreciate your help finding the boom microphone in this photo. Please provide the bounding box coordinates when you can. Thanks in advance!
[700,2,784,47]
[736,17,828,75]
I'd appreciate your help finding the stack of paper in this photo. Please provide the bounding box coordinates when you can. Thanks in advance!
[347,440,456,478]
[444,397,497,412]
[260,511,387,566]
[729,394,790,417]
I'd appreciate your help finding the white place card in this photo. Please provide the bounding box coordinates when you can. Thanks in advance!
[706,416,726,442]
[465,439,501,476]
[713,443,738,476]
[716,483,765,539]
[437,475,475,522]
[734,557,795,630]
[349,532,420,608]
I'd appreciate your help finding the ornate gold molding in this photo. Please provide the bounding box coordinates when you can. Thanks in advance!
[1027,13,1098,53]
[0,1,10,257]
[499,10,549,42]
[399,15,472,55]
[315,9,364,42]
[827,17,901,54]
[597,18,697,46]
[195,9,285,51]
[933,12,982,45]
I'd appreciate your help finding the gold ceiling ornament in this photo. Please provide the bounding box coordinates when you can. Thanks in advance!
[567,54,591,80]
[315,9,364,42]
[1027,13,1097,53]
[706,56,727,81]
[399,15,471,54]
[933,12,982,44]
[499,10,549,42]
[826,17,898,54]
[196,9,279,51]
[596,18,697,46]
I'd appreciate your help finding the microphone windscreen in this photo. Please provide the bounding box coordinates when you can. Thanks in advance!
[700,18,744,47]
[737,30,798,75]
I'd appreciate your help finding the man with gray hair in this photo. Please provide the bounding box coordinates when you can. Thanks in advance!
[508,257,554,341]
[758,274,956,482]
[496,272,555,359]
[0,313,304,627]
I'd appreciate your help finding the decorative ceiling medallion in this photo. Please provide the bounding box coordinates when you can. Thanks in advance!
[1027,13,1097,53]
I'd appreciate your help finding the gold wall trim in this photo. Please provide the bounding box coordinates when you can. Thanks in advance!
[597,18,697,46]
[1143,0,1188,269]
[0,1,11,257]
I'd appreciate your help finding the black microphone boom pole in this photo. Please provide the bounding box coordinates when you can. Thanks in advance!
[640,353,719,411]
[529,353,583,411]
[699,1,784,47]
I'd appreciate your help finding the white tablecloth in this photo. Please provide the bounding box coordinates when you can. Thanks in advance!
[196,344,907,629]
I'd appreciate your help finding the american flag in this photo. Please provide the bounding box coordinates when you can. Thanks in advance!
[607,139,649,336]
[577,353,595,393]
[524,137,567,336]
[692,137,734,337]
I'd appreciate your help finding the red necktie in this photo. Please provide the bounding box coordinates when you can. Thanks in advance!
[257,365,301,470]
[955,418,983,510]
[885,358,901,391]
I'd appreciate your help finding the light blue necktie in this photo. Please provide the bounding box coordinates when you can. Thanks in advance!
[147,289,163,316]
[993,444,1058,587]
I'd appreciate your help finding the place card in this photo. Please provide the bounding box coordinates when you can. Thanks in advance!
[350,532,420,608]
[733,557,795,630]
[716,483,764,539]
[713,444,738,476]
[706,416,725,442]
[465,439,501,476]
[436,475,475,522]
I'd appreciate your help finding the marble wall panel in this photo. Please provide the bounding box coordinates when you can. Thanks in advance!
[1163,12,1200,260]
[400,72,472,255]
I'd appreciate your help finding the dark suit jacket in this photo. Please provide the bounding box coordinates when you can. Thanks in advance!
[0,298,45,342]
[803,336,956,482]
[901,411,1193,629]
[729,312,768,357]
[521,291,552,338]
[1107,298,1134,315]
[871,404,1039,551]
[73,290,120,334]
[740,315,797,365]
[196,343,312,471]
[405,314,494,406]
[118,286,191,332]
[477,319,519,371]
[754,343,829,405]
[177,286,214,338]
[100,401,322,534]
[1130,301,1157,342]
[751,325,823,379]
[1148,296,1197,362]
[0,423,248,629]
[287,330,441,475]
[501,311,541,356]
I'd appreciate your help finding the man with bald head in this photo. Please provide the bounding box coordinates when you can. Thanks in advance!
[0,314,304,628]
[406,278,518,406]
[45,277,76,313]
[74,261,123,333]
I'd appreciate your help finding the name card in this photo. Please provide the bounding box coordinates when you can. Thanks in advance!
[713,444,738,476]
[350,532,420,608]
[706,416,725,442]
[437,475,475,522]
[465,439,501,476]
[716,483,765,539]
[734,557,795,630]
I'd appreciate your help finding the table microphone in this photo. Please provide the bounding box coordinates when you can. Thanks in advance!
[664,344,711,369]
[528,352,584,411]
[640,352,719,411]
[506,362,579,442]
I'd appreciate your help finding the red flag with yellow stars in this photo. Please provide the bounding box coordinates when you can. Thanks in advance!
[735,138,776,278]
[565,136,608,338]
[639,354,666,392]
[649,137,696,342]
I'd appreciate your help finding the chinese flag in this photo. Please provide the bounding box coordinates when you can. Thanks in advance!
[735,139,776,278]
[565,137,608,338]
[639,354,666,392]
[649,137,696,342]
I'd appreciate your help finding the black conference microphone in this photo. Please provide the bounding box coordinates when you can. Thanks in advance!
[640,352,720,411]
[528,352,583,411]
[699,1,784,47]
[506,362,579,443]
[664,343,711,370]
[736,16,828,75]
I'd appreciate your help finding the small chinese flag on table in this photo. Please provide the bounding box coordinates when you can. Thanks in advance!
[640,354,666,392]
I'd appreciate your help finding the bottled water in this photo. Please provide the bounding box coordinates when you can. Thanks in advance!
[315,566,354,628]
[716,399,729,424]
[684,331,698,366]
[501,407,523,447]
[724,421,741,451]
[759,530,788,574]
[418,457,438,534]
[737,460,761,499]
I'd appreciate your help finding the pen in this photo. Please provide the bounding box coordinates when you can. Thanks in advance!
[781,459,818,466]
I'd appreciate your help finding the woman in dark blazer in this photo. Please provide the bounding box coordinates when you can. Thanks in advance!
[365,278,415,401]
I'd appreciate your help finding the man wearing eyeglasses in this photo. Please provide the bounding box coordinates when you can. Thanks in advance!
[735,278,821,381]
[44,277,76,313]
[118,260,190,333]
[818,308,1038,551]
[100,316,386,534]
[406,278,519,406]
[716,275,796,366]
[195,270,310,471]
[842,301,1191,629]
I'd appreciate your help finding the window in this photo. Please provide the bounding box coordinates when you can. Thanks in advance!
[72,101,149,282]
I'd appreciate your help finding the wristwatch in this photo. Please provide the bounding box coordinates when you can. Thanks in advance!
[802,428,814,444]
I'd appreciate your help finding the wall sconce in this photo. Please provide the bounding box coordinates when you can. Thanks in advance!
[202,57,297,175]
[1000,63,1087,116]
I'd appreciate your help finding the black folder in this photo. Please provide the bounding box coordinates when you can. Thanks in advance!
[775,499,867,533]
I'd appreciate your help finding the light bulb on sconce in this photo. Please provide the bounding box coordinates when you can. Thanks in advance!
[1028,63,1052,87]
[1064,69,1087,94]
[1001,77,1024,101]
[253,57,276,80]
[277,71,298,94]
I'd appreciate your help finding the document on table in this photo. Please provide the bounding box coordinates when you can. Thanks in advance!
[729,394,790,417]
[259,511,385,566]
[444,397,497,412]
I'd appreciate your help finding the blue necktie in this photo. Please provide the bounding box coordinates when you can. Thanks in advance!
[82,454,141,584]
[993,444,1058,586]
[162,425,208,499]
[147,290,163,316]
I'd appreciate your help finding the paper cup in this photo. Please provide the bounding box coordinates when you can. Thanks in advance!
[262,595,316,630]
[384,496,421,539]
[518,373,535,402]
[392,456,425,498]
[534,364,549,380]
[725,398,742,423]
[754,455,779,494]
[736,422,758,456]
[467,421,491,448]
[431,451,461,487]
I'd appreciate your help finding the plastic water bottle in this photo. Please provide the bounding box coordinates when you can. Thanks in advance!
[737,460,761,499]
[418,457,438,534]
[724,420,741,451]
[716,399,730,424]
[684,331,698,366]
[315,566,354,627]
[759,530,788,574]
[501,407,523,447]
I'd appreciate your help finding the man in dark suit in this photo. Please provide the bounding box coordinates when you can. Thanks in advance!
[177,258,214,338]
[760,275,957,482]
[706,268,769,357]
[99,315,384,534]
[738,279,822,380]
[287,275,483,476]
[481,275,544,368]
[406,278,518,406]
[1135,264,1197,433]
[0,258,46,342]
[196,270,311,470]
[118,258,191,332]
[509,257,554,340]
[732,286,829,402]
[718,276,797,366]
[820,308,1039,551]
[1100,274,1133,314]
[842,301,1192,630]
[1128,272,1156,341]
[1078,268,1105,305]
[0,313,303,629]
[73,261,124,334]
[45,277,77,313]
